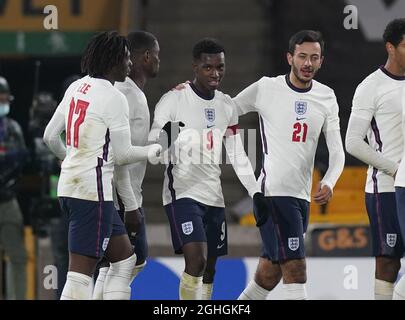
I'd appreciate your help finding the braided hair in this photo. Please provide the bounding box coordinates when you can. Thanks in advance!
[81,31,129,77]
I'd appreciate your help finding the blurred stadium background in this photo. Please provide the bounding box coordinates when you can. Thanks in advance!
[0,0,404,299]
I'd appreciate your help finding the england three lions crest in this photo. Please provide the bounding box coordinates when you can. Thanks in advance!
[205,108,215,122]
[288,237,300,251]
[386,233,397,248]
[182,221,194,235]
[295,101,307,115]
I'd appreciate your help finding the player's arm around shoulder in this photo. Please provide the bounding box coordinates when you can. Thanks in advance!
[232,77,269,116]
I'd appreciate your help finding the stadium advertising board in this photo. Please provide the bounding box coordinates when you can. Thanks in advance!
[0,0,123,55]
[308,225,372,256]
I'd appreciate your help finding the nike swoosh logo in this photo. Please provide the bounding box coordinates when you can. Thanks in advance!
[207,124,215,128]
[217,243,225,249]
[296,117,306,121]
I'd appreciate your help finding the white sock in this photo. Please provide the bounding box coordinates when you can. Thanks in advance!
[60,272,92,300]
[201,283,213,300]
[375,279,394,300]
[103,254,137,300]
[131,261,147,283]
[179,272,203,300]
[283,283,307,300]
[92,267,109,300]
[238,280,270,300]
[393,276,405,300]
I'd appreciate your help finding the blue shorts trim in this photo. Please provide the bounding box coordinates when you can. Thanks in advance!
[366,192,404,257]
[257,196,309,262]
[164,198,227,257]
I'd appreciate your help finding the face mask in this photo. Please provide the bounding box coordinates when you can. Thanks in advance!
[0,103,10,118]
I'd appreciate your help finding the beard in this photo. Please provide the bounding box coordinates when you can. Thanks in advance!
[292,64,318,84]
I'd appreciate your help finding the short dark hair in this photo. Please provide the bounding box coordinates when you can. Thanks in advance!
[383,18,405,47]
[81,31,129,77]
[288,30,325,56]
[127,31,157,55]
[193,38,225,60]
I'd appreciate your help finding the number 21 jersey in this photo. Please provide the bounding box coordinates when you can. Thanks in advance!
[233,75,341,201]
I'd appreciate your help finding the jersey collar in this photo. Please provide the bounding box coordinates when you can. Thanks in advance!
[379,66,405,81]
[285,74,313,93]
[189,82,215,101]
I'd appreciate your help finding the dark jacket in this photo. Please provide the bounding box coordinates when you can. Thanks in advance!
[0,117,27,201]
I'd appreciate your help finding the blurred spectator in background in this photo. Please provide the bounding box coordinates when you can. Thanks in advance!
[27,77,80,298]
[28,90,66,299]
[0,76,28,299]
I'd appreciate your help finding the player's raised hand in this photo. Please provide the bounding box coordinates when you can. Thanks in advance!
[124,209,143,238]
[253,192,270,227]
[313,183,332,205]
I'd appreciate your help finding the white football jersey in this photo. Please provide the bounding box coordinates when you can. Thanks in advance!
[114,77,150,208]
[57,76,130,201]
[233,75,340,202]
[353,67,405,192]
[149,83,238,207]
[394,74,405,188]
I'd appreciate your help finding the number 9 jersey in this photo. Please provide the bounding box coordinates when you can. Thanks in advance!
[233,75,341,202]
[149,83,239,208]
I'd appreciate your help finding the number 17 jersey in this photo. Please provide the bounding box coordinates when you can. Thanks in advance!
[233,75,341,202]
[56,76,130,202]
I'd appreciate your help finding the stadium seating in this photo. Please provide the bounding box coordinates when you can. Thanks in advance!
[310,166,368,224]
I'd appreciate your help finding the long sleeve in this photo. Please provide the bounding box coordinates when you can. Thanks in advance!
[345,112,398,177]
[43,109,67,161]
[224,132,260,197]
[106,93,161,165]
[109,129,161,166]
[321,129,345,190]
[113,164,139,211]
[148,91,177,143]
[232,79,260,116]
